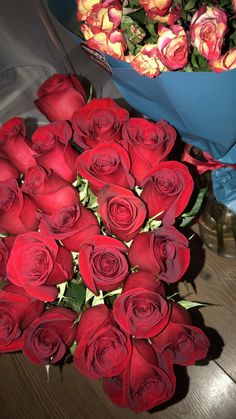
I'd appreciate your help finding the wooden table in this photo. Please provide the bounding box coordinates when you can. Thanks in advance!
[1,229,236,419]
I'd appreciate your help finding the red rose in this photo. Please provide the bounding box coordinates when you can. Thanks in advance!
[75,142,135,194]
[22,166,79,214]
[0,117,36,173]
[97,184,147,242]
[74,304,131,378]
[151,303,210,365]
[72,98,129,149]
[128,225,190,283]
[0,237,15,280]
[23,307,77,365]
[34,73,86,122]
[79,235,129,294]
[0,179,39,235]
[0,157,20,181]
[141,161,194,224]
[113,271,170,338]
[103,339,176,413]
[31,121,78,183]
[39,204,100,252]
[6,232,73,301]
[0,283,44,352]
[122,118,176,184]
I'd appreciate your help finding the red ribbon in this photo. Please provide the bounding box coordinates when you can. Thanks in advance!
[182,144,236,175]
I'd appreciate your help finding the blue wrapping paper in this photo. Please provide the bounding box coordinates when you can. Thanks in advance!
[47,0,236,212]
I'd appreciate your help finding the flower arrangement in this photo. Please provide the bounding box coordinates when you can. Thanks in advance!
[77,0,236,77]
[0,73,210,413]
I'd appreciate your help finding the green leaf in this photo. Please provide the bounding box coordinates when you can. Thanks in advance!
[128,0,140,7]
[128,8,147,26]
[92,290,104,306]
[85,288,96,303]
[178,300,208,310]
[63,281,86,313]
[180,187,207,227]
[121,15,146,48]
[167,292,180,301]
[142,211,163,232]
[57,281,68,303]
[184,0,196,11]
[104,288,122,298]
[70,340,77,355]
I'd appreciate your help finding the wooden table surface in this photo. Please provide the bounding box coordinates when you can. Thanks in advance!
[1,228,236,419]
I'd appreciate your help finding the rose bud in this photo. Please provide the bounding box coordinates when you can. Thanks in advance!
[86,0,122,33]
[0,179,39,235]
[0,236,15,280]
[122,118,176,184]
[31,121,78,183]
[0,157,20,181]
[129,225,190,283]
[97,184,147,242]
[113,271,170,338]
[75,141,135,194]
[141,161,194,224]
[151,302,210,365]
[72,98,129,149]
[22,166,79,214]
[0,117,36,173]
[6,232,73,301]
[190,6,228,61]
[209,48,236,73]
[157,24,189,70]
[35,74,86,122]
[86,30,127,60]
[128,44,165,78]
[139,0,172,18]
[23,307,77,365]
[39,204,100,252]
[103,339,176,413]
[79,235,129,294]
[74,304,132,378]
[77,0,101,21]
[0,283,44,353]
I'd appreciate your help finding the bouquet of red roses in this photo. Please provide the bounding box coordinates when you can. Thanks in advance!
[77,0,236,77]
[0,73,209,413]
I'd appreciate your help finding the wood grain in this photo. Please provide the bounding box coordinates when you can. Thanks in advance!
[0,229,236,418]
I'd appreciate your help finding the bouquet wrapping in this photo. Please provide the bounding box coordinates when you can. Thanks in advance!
[47,0,236,212]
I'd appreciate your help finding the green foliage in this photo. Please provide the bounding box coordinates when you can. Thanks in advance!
[121,16,146,53]
[178,300,208,309]
[62,280,86,313]
[191,48,211,72]
[180,188,207,227]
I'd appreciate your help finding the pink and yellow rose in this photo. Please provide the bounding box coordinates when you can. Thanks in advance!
[152,4,181,24]
[209,48,236,72]
[86,0,122,33]
[190,6,228,61]
[77,0,101,21]
[128,44,165,78]
[86,30,126,60]
[139,0,172,19]
[157,24,188,70]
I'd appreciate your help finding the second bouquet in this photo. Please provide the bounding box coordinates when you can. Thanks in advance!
[0,73,210,414]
